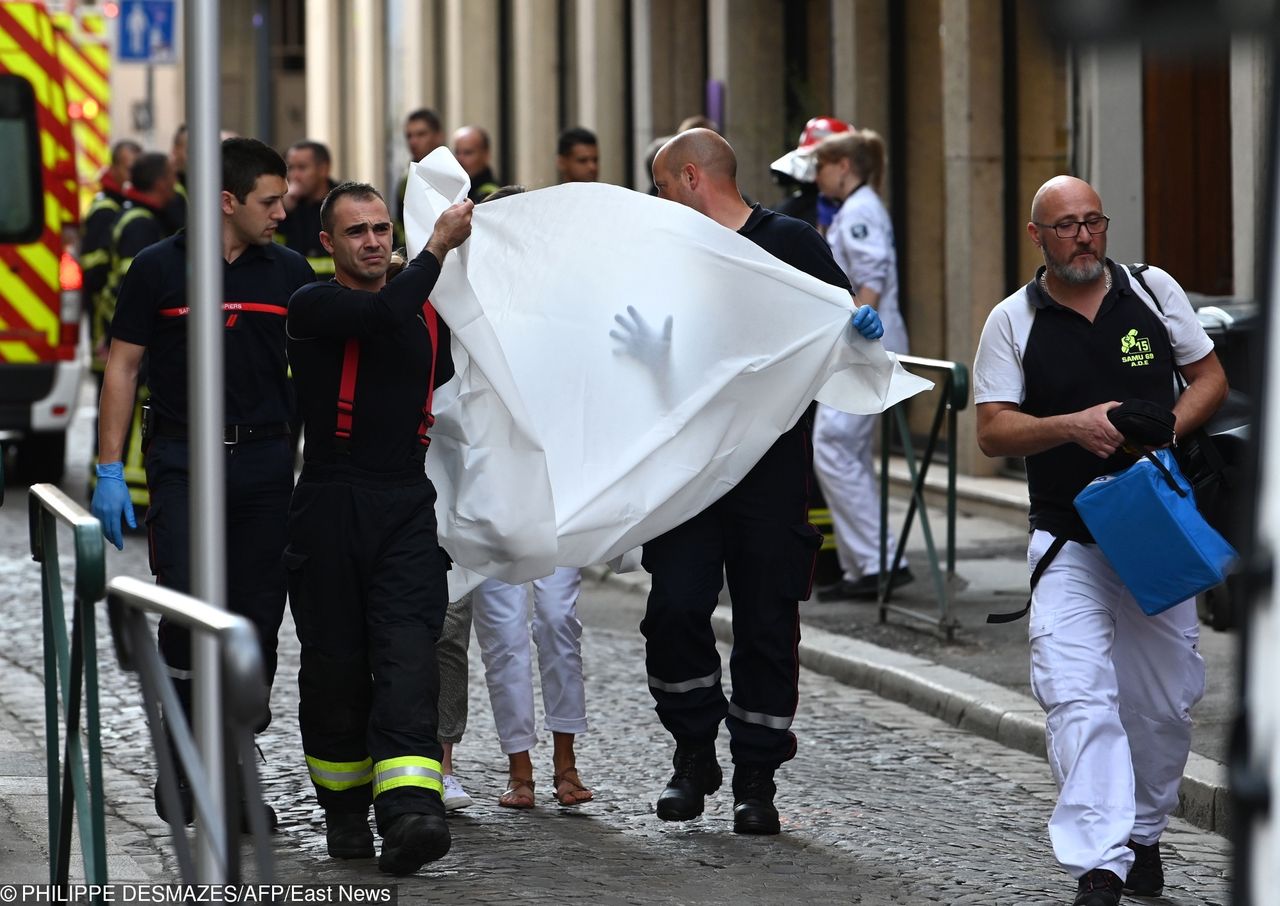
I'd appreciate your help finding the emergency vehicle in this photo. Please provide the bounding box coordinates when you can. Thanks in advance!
[0,0,83,485]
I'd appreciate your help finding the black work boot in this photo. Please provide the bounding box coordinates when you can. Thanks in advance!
[731,764,780,835]
[1123,839,1163,897]
[656,743,722,821]
[155,775,279,833]
[1074,868,1123,906]
[378,812,451,876]
[240,800,279,834]
[326,811,375,860]
[153,776,195,826]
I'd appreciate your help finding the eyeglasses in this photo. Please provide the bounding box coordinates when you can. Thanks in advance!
[1036,216,1110,239]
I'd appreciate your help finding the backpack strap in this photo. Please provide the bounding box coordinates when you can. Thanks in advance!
[986,536,1067,624]
[1127,263,1188,394]
[1127,263,1230,490]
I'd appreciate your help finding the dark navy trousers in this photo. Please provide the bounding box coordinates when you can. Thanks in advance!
[284,466,449,832]
[146,434,294,728]
[640,421,823,768]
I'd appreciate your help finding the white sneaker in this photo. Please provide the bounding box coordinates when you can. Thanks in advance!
[442,774,473,812]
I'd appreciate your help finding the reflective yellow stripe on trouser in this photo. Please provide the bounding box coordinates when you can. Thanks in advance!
[373,756,443,798]
[306,755,374,792]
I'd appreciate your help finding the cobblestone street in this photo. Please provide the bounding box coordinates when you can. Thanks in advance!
[0,480,1232,903]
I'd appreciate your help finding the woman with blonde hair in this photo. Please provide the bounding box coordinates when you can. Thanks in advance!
[811,129,912,601]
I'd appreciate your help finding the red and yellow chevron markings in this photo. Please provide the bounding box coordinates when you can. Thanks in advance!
[53,9,110,215]
[0,1,78,363]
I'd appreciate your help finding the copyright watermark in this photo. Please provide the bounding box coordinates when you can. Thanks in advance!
[0,886,396,904]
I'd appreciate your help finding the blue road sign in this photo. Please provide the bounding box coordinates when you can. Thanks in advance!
[117,0,177,64]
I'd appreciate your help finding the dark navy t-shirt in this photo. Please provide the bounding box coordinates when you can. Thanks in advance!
[287,248,454,475]
[109,232,316,425]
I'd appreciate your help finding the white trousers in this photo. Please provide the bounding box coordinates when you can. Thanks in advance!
[1027,530,1205,880]
[472,566,588,754]
[812,402,901,579]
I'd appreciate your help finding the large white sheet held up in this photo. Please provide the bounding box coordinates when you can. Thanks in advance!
[404,149,931,596]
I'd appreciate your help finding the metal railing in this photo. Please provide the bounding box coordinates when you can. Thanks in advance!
[105,575,275,884]
[877,355,971,640]
[26,484,108,888]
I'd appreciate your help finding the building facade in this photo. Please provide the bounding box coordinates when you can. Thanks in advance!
[105,0,1270,478]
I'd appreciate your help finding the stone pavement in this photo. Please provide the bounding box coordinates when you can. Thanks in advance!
[0,565,1234,903]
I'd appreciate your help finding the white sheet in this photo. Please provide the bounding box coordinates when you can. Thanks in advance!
[404,148,931,597]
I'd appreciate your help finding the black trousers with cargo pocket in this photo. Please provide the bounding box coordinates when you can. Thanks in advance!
[147,434,294,728]
[640,420,822,769]
[284,465,449,834]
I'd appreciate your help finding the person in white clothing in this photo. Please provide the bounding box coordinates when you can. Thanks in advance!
[810,129,912,601]
[464,181,593,809]
[973,175,1226,906]
[472,567,592,808]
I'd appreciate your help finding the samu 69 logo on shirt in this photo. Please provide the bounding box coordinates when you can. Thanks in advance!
[1120,328,1154,366]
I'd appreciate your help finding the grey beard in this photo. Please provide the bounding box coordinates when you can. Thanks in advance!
[1047,254,1104,285]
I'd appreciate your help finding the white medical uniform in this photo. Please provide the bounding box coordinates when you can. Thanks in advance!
[972,264,1213,880]
[816,184,910,581]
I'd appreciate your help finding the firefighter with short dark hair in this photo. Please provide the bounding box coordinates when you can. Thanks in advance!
[92,137,315,827]
[285,182,472,874]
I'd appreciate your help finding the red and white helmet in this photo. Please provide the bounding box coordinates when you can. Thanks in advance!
[770,116,853,183]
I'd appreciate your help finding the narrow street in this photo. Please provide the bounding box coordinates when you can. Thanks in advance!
[0,396,1232,904]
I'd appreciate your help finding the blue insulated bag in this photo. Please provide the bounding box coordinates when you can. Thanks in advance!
[1074,448,1238,615]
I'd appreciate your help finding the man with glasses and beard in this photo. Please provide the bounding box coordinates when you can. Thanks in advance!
[972,176,1227,906]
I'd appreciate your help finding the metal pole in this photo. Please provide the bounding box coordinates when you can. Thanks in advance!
[253,0,272,144]
[144,63,155,147]
[185,0,226,884]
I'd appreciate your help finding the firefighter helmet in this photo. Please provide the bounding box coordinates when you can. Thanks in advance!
[770,116,853,183]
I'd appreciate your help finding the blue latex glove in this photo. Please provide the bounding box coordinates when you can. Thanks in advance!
[91,461,136,550]
[851,304,884,341]
[816,194,839,229]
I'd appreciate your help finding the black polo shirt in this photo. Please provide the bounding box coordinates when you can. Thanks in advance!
[287,247,454,475]
[738,203,852,292]
[110,232,315,425]
[973,259,1214,542]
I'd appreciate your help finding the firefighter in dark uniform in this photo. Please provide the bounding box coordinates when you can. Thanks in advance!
[99,151,179,358]
[644,129,884,835]
[88,151,181,507]
[91,138,315,827]
[279,139,339,277]
[284,183,472,874]
[83,139,141,370]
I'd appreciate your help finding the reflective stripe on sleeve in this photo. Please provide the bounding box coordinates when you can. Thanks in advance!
[373,756,443,798]
[728,702,793,731]
[80,248,110,269]
[647,667,721,694]
[306,754,374,791]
